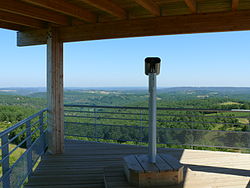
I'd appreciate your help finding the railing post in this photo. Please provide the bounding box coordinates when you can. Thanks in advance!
[191,120,194,149]
[1,134,10,188]
[26,120,32,175]
[39,113,45,153]
[140,109,143,143]
[94,107,97,139]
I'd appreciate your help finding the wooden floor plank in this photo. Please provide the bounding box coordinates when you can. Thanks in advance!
[123,155,144,172]
[155,154,173,171]
[135,154,159,172]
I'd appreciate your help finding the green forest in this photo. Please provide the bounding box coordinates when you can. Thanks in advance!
[1,87,250,154]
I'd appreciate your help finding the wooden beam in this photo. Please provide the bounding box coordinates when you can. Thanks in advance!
[0,11,44,29]
[82,0,127,19]
[0,22,28,31]
[184,0,197,13]
[47,27,64,154]
[0,0,69,25]
[17,10,250,46]
[232,0,240,11]
[22,0,96,23]
[133,0,160,16]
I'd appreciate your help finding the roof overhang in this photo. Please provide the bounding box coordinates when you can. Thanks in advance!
[17,10,250,46]
[0,0,249,46]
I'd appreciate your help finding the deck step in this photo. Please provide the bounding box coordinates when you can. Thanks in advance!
[104,166,135,188]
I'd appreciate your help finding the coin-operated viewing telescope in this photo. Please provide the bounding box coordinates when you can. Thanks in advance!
[123,58,183,187]
[145,57,161,163]
[145,57,161,75]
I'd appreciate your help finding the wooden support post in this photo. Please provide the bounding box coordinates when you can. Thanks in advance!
[47,27,64,154]
[1,134,10,188]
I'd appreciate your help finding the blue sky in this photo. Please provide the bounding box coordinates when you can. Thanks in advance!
[0,28,250,88]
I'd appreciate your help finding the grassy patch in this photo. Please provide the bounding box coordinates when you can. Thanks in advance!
[220,101,242,105]
[0,142,26,176]
[238,118,249,124]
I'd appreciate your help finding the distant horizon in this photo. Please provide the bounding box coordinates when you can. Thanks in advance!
[1,86,250,89]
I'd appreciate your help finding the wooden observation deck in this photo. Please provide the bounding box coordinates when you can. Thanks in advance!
[25,140,250,188]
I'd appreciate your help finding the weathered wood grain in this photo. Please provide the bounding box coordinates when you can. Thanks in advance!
[160,153,183,170]
[135,154,159,172]
[81,0,127,19]
[0,22,27,31]
[0,0,249,33]
[0,11,44,29]
[0,0,69,25]
[133,0,161,16]
[155,154,173,171]
[47,27,64,154]
[123,155,144,172]
[184,0,197,13]
[22,0,97,23]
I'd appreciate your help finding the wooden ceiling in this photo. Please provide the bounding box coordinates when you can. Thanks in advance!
[1,0,250,46]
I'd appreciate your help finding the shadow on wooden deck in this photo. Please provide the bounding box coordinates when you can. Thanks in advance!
[25,140,250,188]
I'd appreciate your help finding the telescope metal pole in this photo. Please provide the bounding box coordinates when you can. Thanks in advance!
[148,73,157,163]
